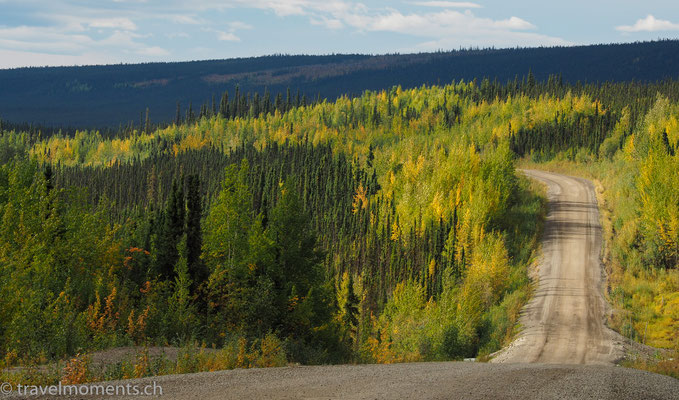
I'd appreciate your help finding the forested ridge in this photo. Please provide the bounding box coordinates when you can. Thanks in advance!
[1,39,679,127]
[0,72,678,382]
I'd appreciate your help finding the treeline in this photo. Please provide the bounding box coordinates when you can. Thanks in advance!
[2,40,679,127]
[509,106,617,159]
[162,86,318,133]
[8,75,679,165]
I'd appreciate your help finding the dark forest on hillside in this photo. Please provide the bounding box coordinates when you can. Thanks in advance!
[1,40,679,127]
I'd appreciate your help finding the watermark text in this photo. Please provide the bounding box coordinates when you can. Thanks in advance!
[1,381,163,397]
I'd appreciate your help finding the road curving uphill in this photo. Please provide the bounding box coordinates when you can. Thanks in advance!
[492,169,625,364]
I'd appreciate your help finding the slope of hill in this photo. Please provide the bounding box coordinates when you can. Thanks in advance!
[1,40,679,127]
[1,57,679,386]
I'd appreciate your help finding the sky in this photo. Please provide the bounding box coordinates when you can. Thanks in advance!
[0,0,678,69]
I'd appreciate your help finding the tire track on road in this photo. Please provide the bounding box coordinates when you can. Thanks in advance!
[492,170,624,365]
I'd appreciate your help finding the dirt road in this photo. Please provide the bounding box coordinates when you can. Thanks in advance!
[492,170,624,364]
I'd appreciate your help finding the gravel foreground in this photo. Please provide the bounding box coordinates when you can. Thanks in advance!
[11,362,675,400]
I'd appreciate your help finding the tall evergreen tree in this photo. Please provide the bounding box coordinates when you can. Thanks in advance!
[232,85,240,118]
[275,93,283,114]
[186,102,195,123]
[263,88,271,115]
[186,174,206,291]
[156,179,185,280]
[220,90,229,119]
[341,272,359,348]
[144,107,150,134]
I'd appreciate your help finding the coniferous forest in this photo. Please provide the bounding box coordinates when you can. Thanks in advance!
[0,72,678,381]
[2,39,679,127]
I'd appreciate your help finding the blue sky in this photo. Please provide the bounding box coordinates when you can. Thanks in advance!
[0,0,677,69]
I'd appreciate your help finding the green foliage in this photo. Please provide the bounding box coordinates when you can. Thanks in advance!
[156,179,185,280]
[525,94,679,351]
[167,238,198,343]
[588,97,679,350]
[0,160,120,358]
[1,78,560,367]
[185,174,206,293]
[202,162,334,361]
[337,272,359,349]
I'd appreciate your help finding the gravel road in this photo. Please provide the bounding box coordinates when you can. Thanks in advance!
[16,170,675,399]
[32,362,678,399]
[492,169,625,364]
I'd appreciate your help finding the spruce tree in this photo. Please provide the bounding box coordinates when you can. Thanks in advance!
[342,272,359,346]
[220,91,229,119]
[144,107,150,134]
[263,88,271,114]
[156,179,185,280]
[275,93,283,114]
[186,174,206,290]
[232,85,240,118]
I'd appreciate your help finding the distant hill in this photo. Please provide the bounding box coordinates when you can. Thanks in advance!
[1,40,679,128]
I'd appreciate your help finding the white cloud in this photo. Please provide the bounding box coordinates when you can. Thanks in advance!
[228,21,254,30]
[256,0,307,16]
[227,1,561,48]
[0,24,168,64]
[341,9,537,37]
[495,16,535,30]
[217,31,241,41]
[310,16,344,29]
[165,15,204,25]
[88,17,137,31]
[45,14,138,32]
[411,1,482,8]
[229,0,358,18]
[0,0,571,68]
[100,30,146,47]
[208,20,252,42]
[616,15,679,32]
[0,25,95,53]
[0,48,116,69]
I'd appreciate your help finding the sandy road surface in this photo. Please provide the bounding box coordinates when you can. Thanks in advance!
[16,170,676,400]
[492,170,624,364]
